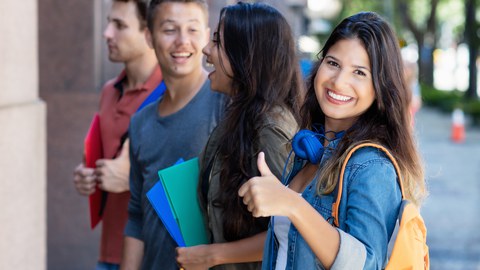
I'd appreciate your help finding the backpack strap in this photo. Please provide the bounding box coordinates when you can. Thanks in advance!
[331,143,406,227]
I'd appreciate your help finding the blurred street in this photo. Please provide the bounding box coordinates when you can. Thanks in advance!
[416,107,480,270]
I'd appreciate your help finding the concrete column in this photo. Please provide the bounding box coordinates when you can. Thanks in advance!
[0,0,46,270]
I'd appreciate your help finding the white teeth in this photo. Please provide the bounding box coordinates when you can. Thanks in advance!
[172,52,191,57]
[328,90,352,101]
[205,62,213,67]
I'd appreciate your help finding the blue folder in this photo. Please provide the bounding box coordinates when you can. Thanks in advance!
[158,158,208,246]
[146,159,186,247]
[147,157,208,247]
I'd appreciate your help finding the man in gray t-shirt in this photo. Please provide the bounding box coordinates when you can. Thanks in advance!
[125,81,224,269]
[121,1,225,269]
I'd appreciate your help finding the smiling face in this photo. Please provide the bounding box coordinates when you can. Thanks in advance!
[315,38,375,131]
[146,2,209,78]
[202,27,234,95]
[103,1,150,63]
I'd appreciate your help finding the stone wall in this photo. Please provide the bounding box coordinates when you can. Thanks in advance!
[0,0,46,269]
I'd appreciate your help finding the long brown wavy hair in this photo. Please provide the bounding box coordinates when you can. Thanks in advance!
[301,12,427,205]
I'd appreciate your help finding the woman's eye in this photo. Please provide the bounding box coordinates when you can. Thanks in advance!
[354,70,366,76]
[327,61,339,67]
[212,32,220,44]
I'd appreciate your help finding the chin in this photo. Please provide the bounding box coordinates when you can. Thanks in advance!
[213,87,228,95]
[209,84,220,91]
[108,55,123,63]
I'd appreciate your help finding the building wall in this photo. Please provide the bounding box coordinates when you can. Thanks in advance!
[39,0,96,94]
[38,0,100,269]
[0,0,46,269]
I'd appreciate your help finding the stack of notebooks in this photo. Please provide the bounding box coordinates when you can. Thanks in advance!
[147,158,209,247]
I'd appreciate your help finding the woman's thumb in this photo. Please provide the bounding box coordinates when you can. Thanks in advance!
[257,152,273,176]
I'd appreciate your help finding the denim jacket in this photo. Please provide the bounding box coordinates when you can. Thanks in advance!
[262,139,402,270]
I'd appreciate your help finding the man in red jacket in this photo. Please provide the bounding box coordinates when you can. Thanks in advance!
[72,1,161,269]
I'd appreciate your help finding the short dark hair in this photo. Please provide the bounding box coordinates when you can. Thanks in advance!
[147,0,208,31]
[114,0,149,29]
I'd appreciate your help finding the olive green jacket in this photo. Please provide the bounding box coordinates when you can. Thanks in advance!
[199,108,298,270]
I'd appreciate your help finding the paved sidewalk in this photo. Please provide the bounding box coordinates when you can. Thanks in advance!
[415,107,480,270]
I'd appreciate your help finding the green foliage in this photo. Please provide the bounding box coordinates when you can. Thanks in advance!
[464,100,480,125]
[422,84,480,125]
[339,0,383,18]
[421,84,463,112]
[336,0,465,43]
[406,0,431,26]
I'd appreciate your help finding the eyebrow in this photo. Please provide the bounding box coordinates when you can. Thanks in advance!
[159,18,201,26]
[325,55,371,73]
[107,16,124,24]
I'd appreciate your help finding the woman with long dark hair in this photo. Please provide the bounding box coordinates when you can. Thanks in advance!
[176,2,303,270]
[239,12,427,269]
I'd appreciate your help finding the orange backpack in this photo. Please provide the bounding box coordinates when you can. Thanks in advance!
[331,143,430,270]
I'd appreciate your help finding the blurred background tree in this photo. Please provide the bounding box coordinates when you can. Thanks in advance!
[465,0,479,99]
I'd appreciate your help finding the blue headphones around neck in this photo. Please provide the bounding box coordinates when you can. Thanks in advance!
[291,128,345,164]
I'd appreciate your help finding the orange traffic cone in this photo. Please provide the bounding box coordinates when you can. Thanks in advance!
[451,108,465,143]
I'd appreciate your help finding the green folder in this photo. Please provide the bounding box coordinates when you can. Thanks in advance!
[158,157,209,246]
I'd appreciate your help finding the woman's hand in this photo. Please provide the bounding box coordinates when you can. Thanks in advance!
[238,152,299,218]
[176,245,214,270]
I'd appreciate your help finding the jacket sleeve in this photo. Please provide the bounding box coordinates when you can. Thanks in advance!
[331,156,402,270]
[258,124,294,181]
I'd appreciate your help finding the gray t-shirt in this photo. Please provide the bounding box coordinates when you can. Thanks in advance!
[125,80,225,270]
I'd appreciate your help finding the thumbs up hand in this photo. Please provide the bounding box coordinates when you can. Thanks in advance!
[238,152,298,218]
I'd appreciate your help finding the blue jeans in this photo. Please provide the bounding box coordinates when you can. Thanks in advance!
[95,262,119,270]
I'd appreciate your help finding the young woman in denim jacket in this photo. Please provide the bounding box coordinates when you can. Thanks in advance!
[239,12,427,270]
[176,2,304,270]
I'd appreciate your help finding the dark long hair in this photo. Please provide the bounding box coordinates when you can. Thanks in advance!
[301,12,426,204]
[209,2,303,241]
